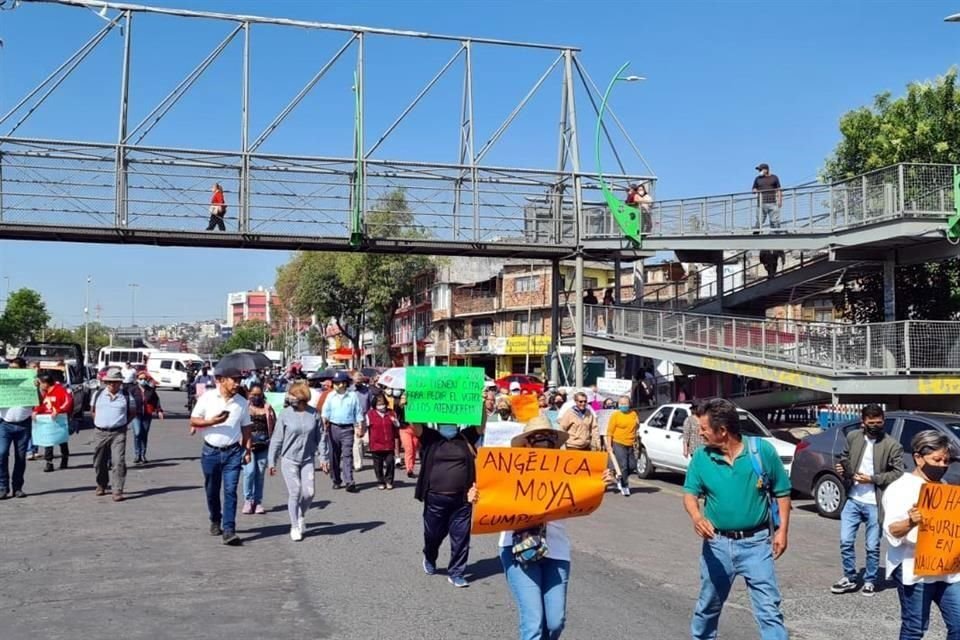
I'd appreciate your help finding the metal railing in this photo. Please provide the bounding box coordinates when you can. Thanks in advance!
[584,163,956,238]
[0,137,642,248]
[582,304,960,376]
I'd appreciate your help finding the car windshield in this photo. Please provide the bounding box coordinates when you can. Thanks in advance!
[738,412,772,437]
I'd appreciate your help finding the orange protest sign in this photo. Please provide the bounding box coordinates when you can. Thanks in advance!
[915,483,960,576]
[511,394,540,423]
[471,448,607,535]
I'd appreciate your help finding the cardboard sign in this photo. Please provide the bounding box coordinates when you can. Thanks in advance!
[0,368,38,408]
[472,448,608,534]
[265,392,286,418]
[405,366,483,425]
[32,414,69,447]
[510,394,540,423]
[481,420,525,448]
[595,409,614,437]
[915,483,960,576]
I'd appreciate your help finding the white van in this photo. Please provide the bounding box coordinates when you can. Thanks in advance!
[146,352,203,390]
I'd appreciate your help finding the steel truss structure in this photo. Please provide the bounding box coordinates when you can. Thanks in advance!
[0,0,655,257]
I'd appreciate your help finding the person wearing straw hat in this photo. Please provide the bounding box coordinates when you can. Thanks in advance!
[468,415,614,639]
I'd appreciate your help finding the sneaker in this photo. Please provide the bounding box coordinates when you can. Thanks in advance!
[43,463,54,473]
[209,522,223,536]
[13,490,26,499]
[448,576,469,588]
[254,503,266,515]
[378,484,386,490]
[345,484,358,493]
[112,493,125,502]
[423,557,437,576]
[298,516,305,534]
[241,500,254,515]
[134,457,143,466]
[222,530,242,546]
[386,483,394,490]
[830,577,858,594]
[621,486,631,497]
[332,483,343,490]
[862,582,876,597]
[290,526,303,542]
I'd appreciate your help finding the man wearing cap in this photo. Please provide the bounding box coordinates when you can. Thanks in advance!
[190,367,253,546]
[91,369,136,501]
[752,163,782,232]
[508,381,522,396]
[321,371,363,492]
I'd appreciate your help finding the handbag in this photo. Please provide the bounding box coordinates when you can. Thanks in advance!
[511,523,549,565]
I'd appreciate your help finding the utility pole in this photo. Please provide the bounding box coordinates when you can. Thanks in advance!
[129,283,139,326]
[84,276,92,364]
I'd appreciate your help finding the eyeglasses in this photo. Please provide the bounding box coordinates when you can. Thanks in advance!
[575,400,587,405]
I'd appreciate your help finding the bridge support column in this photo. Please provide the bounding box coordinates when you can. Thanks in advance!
[613,257,622,304]
[715,259,725,310]
[575,254,584,388]
[551,258,561,386]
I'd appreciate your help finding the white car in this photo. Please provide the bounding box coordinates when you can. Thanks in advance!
[635,403,793,478]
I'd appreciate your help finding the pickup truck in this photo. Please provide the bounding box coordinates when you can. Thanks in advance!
[17,342,89,421]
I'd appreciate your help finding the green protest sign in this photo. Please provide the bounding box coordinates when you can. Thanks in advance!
[265,392,286,417]
[405,366,484,426]
[0,368,38,408]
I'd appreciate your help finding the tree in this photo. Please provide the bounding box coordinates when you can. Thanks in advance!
[0,288,50,348]
[275,189,433,361]
[826,68,960,321]
[216,320,271,357]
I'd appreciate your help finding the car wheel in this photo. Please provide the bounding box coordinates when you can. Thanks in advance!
[635,446,654,479]
[179,381,187,392]
[813,474,846,519]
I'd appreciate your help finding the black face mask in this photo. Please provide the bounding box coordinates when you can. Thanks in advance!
[863,425,884,439]
[922,461,949,483]
[498,409,512,418]
[250,396,265,407]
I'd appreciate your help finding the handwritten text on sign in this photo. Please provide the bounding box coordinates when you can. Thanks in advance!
[916,483,960,576]
[405,366,483,426]
[0,368,38,408]
[472,448,607,534]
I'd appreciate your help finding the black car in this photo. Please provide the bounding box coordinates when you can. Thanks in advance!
[791,411,960,519]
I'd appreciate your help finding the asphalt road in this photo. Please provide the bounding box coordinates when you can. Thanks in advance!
[0,391,942,639]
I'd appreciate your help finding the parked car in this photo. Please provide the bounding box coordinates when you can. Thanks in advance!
[18,341,88,421]
[635,403,795,479]
[791,411,960,519]
[495,374,544,395]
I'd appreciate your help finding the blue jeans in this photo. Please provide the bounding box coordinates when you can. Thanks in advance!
[840,498,880,583]
[242,448,268,503]
[692,528,787,640]
[0,418,30,493]
[200,443,243,534]
[499,547,570,640]
[896,568,960,639]
[131,417,153,459]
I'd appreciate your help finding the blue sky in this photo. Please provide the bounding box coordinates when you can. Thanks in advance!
[0,0,957,327]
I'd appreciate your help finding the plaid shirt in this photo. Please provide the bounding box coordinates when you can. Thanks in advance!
[682,414,703,456]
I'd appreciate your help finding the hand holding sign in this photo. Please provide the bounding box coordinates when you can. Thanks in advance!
[915,483,960,576]
[471,448,607,535]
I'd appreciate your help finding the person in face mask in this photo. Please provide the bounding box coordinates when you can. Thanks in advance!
[831,404,904,597]
[492,396,515,423]
[409,405,485,589]
[365,396,399,490]
[131,373,164,465]
[241,382,276,515]
[604,396,639,496]
[883,430,957,638]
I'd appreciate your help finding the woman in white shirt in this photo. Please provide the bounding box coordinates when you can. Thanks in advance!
[468,416,613,640]
[882,429,960,640]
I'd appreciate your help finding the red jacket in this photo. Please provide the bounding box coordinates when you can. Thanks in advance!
[365,408,398,452]
[36,382,73,416]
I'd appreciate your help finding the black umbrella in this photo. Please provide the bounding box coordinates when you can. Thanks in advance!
[216,350,273,373]
[360,367,379,379]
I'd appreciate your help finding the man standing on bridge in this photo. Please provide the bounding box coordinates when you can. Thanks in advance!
[321,371,363,492]
[752,163,782,232]
[683,397,791,639]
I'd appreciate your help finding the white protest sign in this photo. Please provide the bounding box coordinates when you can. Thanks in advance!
[596,377,632,400]
[481,420,525,448]
[595,409,614,437]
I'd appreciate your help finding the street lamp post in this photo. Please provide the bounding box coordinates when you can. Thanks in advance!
[129,283,139,326]
[84,276,92,364]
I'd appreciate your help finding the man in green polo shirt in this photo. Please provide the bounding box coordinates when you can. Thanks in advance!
[682,398,791,640]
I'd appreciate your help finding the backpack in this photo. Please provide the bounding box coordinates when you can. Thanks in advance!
[746,436,781,532]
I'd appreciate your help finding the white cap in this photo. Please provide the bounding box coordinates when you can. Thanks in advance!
[509,381,521,391]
